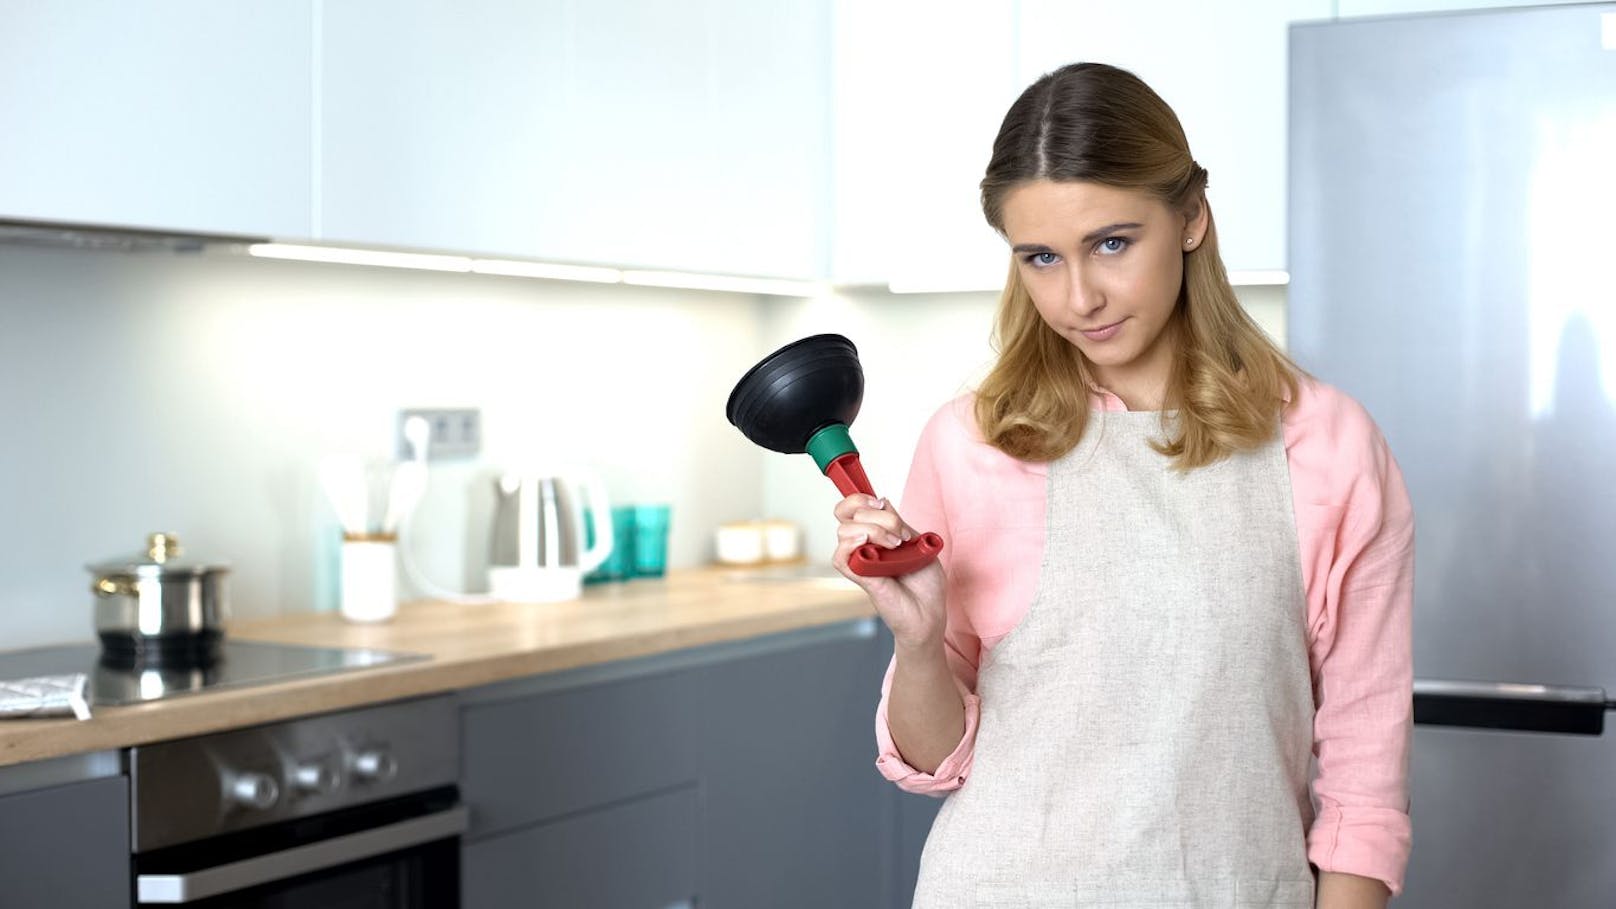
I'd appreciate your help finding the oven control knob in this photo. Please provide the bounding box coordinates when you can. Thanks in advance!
[228,772,281,810]
[293,762,339,795]
[351,749,398,783]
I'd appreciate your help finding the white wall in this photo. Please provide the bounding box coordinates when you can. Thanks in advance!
[0,245,769,649]
[0,243,1287,650]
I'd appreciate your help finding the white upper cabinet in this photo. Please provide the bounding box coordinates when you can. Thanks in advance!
[320,0,829,278]
[832,0,1020,289]
[832,0,1331,288]
[0,1,313,237]
[1015,0,1332,275]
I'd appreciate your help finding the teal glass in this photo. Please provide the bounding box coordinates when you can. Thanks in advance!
[584,506,638,584]
[631,504,672,578]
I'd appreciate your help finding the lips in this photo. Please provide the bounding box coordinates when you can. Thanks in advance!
[1080,318,1126,342]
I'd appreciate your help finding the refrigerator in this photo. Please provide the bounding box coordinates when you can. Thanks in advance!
[1288,5,1616,906]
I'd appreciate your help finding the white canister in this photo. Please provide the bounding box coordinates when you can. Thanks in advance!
[761,520,802,562]
[340,535,398,623]
[714,521,766,565]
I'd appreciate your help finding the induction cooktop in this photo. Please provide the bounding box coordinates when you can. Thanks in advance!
[0,640,427,707]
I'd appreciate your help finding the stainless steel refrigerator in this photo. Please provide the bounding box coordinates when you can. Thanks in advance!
[1289,5,1616,906]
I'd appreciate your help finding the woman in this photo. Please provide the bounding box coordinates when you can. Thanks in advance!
[833,63,1413,908]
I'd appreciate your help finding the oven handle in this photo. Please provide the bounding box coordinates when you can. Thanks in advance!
[136,805,468,904]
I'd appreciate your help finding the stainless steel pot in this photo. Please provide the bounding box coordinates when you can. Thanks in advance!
[88,532,231,666]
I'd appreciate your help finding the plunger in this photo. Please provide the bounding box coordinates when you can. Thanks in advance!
[725,334,944,578]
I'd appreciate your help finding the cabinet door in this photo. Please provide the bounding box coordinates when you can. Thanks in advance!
[0,1,313,237]
[322,0,828,278]
[1016,0,1332,273]
[833,0,1020,289]
[0,776,130,909]
[319,0,568,258]
[694,621,890,909]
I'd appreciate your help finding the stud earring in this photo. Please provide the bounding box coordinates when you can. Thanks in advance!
[1185,237,1195,248]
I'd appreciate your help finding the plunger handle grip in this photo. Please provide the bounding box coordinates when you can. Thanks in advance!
[826,453,944,578]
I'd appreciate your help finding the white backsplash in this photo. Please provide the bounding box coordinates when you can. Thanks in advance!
[0,245,768,649]
[0,243,1286,650]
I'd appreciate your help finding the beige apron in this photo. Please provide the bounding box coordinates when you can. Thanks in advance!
[911,411,1317,908]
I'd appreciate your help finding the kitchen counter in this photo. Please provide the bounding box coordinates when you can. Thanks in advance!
[0,569,871,769]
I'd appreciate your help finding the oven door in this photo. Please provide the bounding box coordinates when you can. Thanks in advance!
[134,788,465,908]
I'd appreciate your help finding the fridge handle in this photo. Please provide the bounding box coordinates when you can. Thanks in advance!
[1413,679,1615,735]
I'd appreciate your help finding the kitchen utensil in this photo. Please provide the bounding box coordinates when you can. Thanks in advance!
[319,454,371,534]
[88,532,231,667]
[488,471,614,602]
[383,461,427,533]
[725,333,943,577]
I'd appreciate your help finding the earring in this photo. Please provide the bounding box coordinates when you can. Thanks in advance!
[1184,237,1195,248]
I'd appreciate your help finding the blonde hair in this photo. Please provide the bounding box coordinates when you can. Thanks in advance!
[974,63,1299,470]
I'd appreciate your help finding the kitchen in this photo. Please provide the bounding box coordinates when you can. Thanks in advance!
[1,1,1612,907]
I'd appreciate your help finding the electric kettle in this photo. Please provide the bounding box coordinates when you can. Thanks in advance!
[488,471,614,602]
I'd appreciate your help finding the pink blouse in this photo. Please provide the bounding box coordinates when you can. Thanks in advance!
[874,377,1414,895]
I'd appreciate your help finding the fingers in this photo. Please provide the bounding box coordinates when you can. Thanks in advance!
[831,494,915,544]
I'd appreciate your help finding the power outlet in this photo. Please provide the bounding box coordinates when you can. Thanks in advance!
[398,408,481,460]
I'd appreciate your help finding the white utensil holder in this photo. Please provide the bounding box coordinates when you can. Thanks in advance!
[341,534,398,623]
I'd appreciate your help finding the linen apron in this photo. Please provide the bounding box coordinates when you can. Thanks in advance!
[911,411,1317,908]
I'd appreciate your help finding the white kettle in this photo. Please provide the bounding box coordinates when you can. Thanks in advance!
[487,471,613,603]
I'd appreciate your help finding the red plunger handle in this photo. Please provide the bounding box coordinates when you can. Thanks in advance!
[826,453,944,578]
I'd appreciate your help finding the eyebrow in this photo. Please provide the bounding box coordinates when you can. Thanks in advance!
[1011,222,1144,254]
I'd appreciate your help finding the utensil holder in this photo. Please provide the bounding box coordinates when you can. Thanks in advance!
[341,534,398,623]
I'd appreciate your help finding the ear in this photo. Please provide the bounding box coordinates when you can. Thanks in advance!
[1180,194,1210,251]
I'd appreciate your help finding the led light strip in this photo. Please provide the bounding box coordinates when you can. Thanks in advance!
[246,243,822,296]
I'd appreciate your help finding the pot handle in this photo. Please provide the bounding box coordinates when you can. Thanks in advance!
[92,576,137,598]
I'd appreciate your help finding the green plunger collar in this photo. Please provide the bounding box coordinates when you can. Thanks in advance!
[806,423,858,473]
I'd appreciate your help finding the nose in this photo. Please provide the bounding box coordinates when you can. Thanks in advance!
[1064,264,1104,318]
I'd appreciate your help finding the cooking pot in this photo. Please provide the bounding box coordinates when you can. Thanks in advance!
[88,532,231,667]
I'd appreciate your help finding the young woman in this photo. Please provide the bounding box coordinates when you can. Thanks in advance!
[833,63,1413,908]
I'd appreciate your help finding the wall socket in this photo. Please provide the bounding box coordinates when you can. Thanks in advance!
[398,408,481,460]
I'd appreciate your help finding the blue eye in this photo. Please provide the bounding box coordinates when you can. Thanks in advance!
[1097,237,1130,255]
[1023,251,1060,268]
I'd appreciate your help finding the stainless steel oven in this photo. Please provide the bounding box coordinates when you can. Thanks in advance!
[129,695,464,907]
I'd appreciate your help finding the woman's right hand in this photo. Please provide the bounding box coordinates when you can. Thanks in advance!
[832,494,947,650]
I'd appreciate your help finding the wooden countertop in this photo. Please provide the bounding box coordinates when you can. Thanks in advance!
[0,569,872,769]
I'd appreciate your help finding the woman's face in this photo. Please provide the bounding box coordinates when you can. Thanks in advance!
[1000,179,1205,394]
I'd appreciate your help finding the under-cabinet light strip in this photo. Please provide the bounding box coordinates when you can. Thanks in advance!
[246,243,822,296]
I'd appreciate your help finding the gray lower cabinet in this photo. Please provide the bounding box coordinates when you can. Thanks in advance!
[0,775,130,908]
[461,618,929,909]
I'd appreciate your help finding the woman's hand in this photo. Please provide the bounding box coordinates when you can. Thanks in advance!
[831,494,946,649]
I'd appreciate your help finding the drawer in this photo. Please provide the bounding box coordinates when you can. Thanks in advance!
[461,662,704,836]
[462,783,699,909]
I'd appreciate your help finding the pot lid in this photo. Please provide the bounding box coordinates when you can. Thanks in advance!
[87,533,231,577]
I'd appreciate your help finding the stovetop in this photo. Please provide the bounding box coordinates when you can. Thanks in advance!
[0,640,427,706]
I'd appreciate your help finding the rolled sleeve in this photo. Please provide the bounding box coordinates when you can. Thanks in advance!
[874,653,982,795]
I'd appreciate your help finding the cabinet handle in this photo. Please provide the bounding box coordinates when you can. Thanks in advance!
[136,806,467,903]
